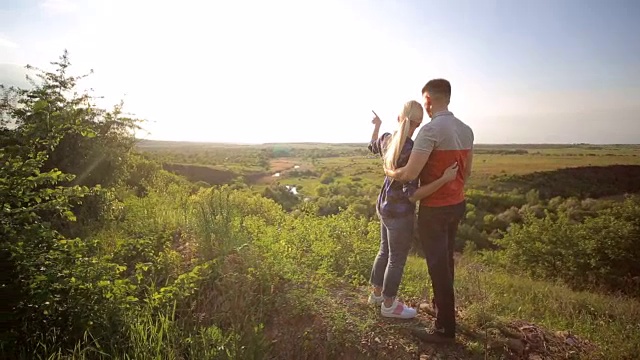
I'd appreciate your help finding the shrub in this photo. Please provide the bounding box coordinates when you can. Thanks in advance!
[491,197,640,295]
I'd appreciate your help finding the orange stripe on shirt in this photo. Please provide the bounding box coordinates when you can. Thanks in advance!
[419,149,470,207]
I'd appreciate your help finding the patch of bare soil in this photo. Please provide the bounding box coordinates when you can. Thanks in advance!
[270,159,298,173]
[264,283,422,360]
[418,304,598,360]
[252,158,305,184]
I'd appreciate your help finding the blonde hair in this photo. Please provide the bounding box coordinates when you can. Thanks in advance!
[383,100,423,170]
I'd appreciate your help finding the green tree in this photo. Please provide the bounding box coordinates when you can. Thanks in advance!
[0,51,143,353]
[1,86,91,352]
[1,51,142,237]
[262,184,300,211]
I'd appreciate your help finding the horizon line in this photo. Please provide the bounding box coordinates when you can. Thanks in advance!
[136,139,640,146]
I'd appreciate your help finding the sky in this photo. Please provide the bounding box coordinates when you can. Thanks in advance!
[1,0,639,144]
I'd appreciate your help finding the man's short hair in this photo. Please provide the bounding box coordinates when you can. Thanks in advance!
[421,79,451,102]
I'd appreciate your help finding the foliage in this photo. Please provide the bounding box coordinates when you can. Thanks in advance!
[2,51,140,189]
[487,196,640,295]
[1,51,141,238]
[261,183,300,211]
[3,53,640,359]
[0,52,140,355]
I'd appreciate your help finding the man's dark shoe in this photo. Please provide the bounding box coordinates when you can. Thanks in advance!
[410,327,455,344]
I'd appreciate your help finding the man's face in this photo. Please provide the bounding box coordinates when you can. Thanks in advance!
[422,92,432,118]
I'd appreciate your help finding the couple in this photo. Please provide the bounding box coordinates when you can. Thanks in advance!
[367,79,474,343]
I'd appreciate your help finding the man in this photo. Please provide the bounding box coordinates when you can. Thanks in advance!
[385,79,474,343]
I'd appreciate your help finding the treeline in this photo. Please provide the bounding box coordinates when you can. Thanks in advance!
[142,144,369,172]
[143,148,269,171]
[473,149,528,155]
[497,165,640,199]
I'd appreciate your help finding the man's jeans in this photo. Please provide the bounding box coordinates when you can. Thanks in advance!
[418,201,466,337]
[370,214,414,299]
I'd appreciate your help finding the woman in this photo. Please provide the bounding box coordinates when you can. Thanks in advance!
[367,100,458,319]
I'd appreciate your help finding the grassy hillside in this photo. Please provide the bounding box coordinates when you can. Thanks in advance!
[5,181,638,359]
[3,55,640,359]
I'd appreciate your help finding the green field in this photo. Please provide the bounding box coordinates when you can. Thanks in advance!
[139,141,640,195]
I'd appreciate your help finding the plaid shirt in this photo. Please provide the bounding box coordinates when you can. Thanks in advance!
[368,133,418,218]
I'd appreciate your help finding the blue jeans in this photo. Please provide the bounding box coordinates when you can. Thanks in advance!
[370,214,414,299]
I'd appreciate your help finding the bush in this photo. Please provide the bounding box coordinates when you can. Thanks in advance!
[319,171,336,184]
[261,183,300,211]
[490,197,640,295]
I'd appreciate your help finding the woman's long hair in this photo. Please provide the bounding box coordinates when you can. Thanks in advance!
[383,100,423,170]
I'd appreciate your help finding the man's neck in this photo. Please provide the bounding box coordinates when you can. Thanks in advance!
[430,105,449,117]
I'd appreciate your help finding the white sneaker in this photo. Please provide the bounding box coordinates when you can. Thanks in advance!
[368,293,384,305]
[380,299,417,319]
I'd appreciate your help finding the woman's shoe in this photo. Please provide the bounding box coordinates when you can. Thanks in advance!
[380,299,417,319]
[367,292,384,305]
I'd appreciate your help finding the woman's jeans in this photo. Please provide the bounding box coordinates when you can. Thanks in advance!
[369,214,414,299]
